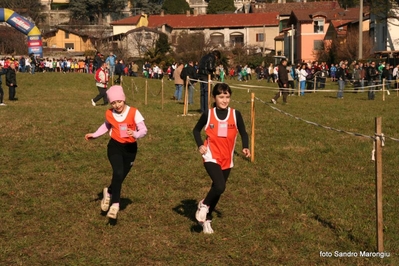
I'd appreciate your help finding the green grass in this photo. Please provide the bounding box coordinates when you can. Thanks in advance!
[0,72,397,265]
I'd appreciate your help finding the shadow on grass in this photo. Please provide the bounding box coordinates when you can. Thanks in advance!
[172,199,222,233]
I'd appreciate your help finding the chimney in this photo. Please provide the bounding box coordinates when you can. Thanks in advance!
[160,10,164,17]
[186,10,190,16]
[193,8,198,16]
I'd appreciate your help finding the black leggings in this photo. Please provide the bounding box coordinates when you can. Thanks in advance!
[203,162,231,220]
[107,138,137,204]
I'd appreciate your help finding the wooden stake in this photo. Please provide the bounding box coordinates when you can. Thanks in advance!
[251,93,255,162]
[382,78,385,101]
[145,79,148,105]
[208,74,211,109]
[375,117,384,252]
[161,78,164,110]
[184,77,189,115]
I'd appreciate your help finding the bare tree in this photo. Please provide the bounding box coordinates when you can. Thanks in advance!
[315,27,373,63]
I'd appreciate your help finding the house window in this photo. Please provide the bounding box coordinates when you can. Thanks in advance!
[65,32,70,39]
[256,33,264,42]
[314,40,323,50]
[171,35,177,44]
[314,19,324,34]
[65,43,74,50]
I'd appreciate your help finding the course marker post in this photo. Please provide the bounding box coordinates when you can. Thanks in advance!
[251,93,255,162]
[208,74,211,109]
[184,77,189,115]
[161,78,164,110]
[145,79,148,105]
[375,117,383,252]
[382,78,385,101]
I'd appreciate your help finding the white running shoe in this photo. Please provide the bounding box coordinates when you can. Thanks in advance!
[271,99,276,104]
[0,103,6,106]
[202,220,214,234]
[101,187,111,211]
[91,99,96,106]
[107,204,119,219]
[195,200,209,223]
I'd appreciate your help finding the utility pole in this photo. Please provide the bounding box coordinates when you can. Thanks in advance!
[358,0,363,60]
[291,24,295,64]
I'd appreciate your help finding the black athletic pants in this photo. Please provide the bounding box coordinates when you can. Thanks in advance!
[203,162,231,220]
[107,138,137,204]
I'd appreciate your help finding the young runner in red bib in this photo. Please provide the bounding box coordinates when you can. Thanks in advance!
[85,85,147,220]
[193,83,251,234]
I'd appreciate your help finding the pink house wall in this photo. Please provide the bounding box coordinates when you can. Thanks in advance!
[298,19,330,62]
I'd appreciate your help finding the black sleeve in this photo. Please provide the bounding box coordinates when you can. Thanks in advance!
[193,112,208,147]
[235,110,249,149]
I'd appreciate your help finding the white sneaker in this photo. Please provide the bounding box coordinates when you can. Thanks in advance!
[387,90,390,95]
[0,103,6,106]
[91,99,96,106]
[271,99,276,104]
[107,204,119,219]
[101,187,110,211]
[195,200,209,223]
[202,220,214,234]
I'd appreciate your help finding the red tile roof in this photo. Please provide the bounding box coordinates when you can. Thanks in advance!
[251,1,341,16]
[290,7,367,23]
[111,13,280,28]
[111,15,142,25]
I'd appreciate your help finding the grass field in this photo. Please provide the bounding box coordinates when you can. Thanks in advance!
[0,72,397,265]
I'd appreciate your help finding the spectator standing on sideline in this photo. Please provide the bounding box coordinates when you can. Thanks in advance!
[0,64,7,105]
[6,62,18,101]
[91,61,109,106]
[173,62,184,101]
[114,60,124,84]
[330,64,337,82]
[335,63,346,99]
[93,52,102,72]
[193,83,251,234]
[106,52,117,76]
[286,63,295,95]
[131,61,139,77]
[19,56,26,73]
[29,53,36,74]
[271,58,289,104]
[299,63,308,96]
[180,60,197,105]
[367,61,379,100]
[198,50,220,113]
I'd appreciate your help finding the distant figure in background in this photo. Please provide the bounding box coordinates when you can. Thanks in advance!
[335,63,346,99]
[106,52,117,76]
[114,60,124,84]
[0,64,7,105]
[271,58,289,104]
[6,62,18,101]
[180,60,197,105]
[198,50,220,113]
[173,62,184,101]
[91,61,109,106]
